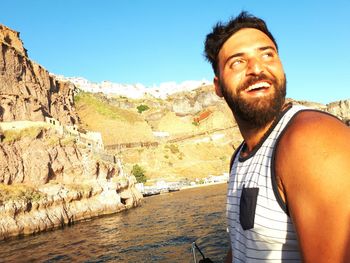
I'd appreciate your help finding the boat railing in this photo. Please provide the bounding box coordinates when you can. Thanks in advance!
[191,241,213,263]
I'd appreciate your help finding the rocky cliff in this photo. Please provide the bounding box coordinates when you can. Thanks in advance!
[0,125,142,240]
[0,24,143,241]
[0,24,78,125]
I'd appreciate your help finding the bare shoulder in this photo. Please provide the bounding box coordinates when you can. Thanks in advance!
[281,110,349,146]
[277,110,349,163]
[275,110,350,262]
[276,109,350,185]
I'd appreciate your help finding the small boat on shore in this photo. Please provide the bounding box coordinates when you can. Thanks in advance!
[168,187,180,192]
[142,189,161,197]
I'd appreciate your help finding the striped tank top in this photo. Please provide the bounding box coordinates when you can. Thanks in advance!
[227,104,306,262]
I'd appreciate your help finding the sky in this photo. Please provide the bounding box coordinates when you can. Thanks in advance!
[1,0,349,104]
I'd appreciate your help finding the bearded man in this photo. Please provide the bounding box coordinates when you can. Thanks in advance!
[204,11,350,263]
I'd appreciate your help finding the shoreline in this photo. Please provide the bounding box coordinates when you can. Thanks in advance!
[142,181,227,197]
[0,182,143,241]
[180,181,227,190]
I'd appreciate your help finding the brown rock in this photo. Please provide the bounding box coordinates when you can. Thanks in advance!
[0,24,78,125]
[326,99,350,121]
[0,24,27,56]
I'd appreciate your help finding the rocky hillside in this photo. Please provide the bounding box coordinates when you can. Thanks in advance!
[72,84,242,182]
[70,77,350,183]
[0,24,142,240]
[0,24,78,125]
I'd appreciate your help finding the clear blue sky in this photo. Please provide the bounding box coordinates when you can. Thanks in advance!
[1,0,349,104]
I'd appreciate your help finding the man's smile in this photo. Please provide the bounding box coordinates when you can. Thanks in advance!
[242,81,272,96]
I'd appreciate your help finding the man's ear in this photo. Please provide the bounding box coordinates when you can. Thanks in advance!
[214,76,223,97]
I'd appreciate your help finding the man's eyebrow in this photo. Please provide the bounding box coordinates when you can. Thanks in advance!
[259,45,277,52]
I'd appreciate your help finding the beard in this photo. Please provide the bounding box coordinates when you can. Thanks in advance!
[221,73,286,128]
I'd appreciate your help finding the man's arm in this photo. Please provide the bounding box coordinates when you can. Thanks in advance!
[276,111,350,262]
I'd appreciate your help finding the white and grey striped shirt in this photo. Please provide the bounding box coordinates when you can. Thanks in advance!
[227,104,307,262]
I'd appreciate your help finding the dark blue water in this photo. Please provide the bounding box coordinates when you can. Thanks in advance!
[0,183,229,262]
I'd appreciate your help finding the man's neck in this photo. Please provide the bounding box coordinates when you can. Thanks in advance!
[237,119,274,158]
[235,103,291,157]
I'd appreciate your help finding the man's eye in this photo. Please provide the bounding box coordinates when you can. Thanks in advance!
[230,59,244,68]
[262,52,274,59]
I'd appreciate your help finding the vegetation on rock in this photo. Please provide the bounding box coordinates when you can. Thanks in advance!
[75,92,124,120]
[165,144,179,154]
[131,164,147,183]
[2,127,44,143]
[0,184,45,205]
[137,104,150,113]
[74,91,154,145]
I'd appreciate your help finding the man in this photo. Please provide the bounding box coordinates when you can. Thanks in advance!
[204,12,350,262]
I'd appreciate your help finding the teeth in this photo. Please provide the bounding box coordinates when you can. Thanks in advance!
[246,82,270,91]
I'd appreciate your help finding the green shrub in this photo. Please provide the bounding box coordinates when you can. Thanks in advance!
[137,104,149,113]
[131,164,147,183]
[192,121,199,126]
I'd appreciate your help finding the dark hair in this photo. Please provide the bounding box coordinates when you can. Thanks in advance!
[204,11,278,75]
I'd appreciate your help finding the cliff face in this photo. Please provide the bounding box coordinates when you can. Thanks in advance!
[1,128,103,185]
[296,99,350,124]
[0,126,143,240]
[327,100,350,121]
[0,24,78,125]
[0,24,27,57]
[0,24,143,240]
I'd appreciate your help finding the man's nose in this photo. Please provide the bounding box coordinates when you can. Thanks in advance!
[246,57,264,76]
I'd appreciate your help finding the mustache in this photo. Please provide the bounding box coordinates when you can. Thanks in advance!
[238,73,275,93]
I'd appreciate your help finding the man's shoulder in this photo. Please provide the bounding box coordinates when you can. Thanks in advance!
[281,109,344,145]
[276,108,350,178]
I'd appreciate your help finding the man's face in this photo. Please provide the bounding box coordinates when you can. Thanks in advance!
[214,28,286,128]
